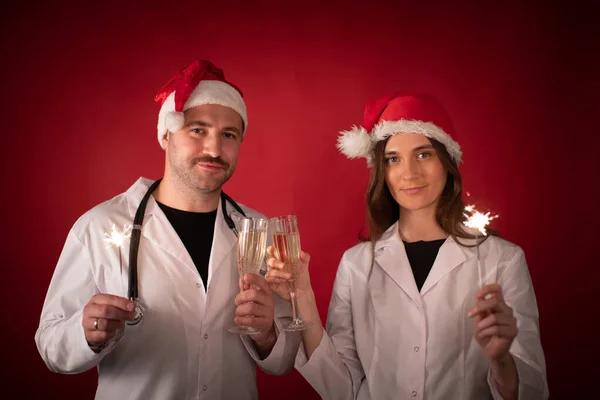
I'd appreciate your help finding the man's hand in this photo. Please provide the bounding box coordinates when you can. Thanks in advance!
[83,294,135,349]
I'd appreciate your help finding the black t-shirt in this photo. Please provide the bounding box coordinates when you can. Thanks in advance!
[403,239,447,292]
[156,201,217,289]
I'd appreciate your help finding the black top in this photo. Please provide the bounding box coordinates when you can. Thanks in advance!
[156,201,217,290]
[403,239,447,292]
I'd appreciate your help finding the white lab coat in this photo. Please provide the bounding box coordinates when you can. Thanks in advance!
[35,177,300,400]
[296,222,548,400]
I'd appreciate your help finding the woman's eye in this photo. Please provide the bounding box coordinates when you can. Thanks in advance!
[417,152,432,159]
[385,156,399,164]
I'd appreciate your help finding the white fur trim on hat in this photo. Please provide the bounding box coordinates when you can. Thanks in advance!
[337,119,462,166]
[371,120,462,163]
[157,80,248,148]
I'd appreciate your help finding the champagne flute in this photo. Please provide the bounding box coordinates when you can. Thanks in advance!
[270,215,312,331]
[228,216,268,335]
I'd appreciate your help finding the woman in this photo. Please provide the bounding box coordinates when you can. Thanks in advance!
[266,93,548,399]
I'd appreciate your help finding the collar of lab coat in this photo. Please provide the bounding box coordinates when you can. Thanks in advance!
[374,221,471,302]
[124,177,237,285]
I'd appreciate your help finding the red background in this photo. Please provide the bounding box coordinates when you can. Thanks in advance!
[1,1,598,399]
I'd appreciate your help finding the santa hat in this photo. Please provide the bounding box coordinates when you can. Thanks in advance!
[337,93,462,166]
[154,59,248,148]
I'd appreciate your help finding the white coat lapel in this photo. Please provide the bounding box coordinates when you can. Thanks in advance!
[207,195,237,287]
[124,177,199,278]
[420,236,468,295]
[373,222,421,305]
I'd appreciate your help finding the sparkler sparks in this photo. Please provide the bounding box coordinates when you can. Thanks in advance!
[463,205,498,236]
[103,224,132,248]
[463,204,499,288]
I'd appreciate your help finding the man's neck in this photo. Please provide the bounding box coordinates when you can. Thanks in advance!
[398,206,447,242]
[153,177,220,212]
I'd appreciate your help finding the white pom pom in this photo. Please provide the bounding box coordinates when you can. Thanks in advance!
[336,126,372,159]
[165,111,185,133]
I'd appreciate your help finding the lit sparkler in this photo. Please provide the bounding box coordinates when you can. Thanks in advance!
[104,224,132,248]
[463,205,499,287]
[103,224,132,272]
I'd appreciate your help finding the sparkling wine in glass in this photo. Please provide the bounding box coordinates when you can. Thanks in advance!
[228,217,268,335]
[270,215,312,332]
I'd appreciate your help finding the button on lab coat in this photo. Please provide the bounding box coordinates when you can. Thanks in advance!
[35,177,300,400]
[296,222,548,400]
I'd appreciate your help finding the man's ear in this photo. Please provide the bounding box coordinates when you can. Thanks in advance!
[161,131,170,149]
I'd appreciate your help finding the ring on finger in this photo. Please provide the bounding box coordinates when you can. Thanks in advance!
[94,318,99,330]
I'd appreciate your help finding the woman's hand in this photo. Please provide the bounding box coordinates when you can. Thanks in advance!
[265,246,312,301]
[468,284,518,361]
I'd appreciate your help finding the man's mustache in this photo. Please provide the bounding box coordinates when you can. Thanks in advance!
[192,156,229,169]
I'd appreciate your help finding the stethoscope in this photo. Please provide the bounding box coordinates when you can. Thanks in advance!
[126,178,247,325]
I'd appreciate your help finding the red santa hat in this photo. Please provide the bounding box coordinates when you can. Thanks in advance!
[337,93,462,166]
[154,59,248,148]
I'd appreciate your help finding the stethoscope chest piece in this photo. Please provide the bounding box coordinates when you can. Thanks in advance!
[126,302,144,326]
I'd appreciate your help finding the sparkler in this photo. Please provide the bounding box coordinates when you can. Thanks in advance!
[103,224,143,325]
[463,205,499,287]
[103,224,132,271]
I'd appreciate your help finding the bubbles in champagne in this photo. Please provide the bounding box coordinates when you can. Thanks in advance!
[238,229,267,276]
[273,232,302,279]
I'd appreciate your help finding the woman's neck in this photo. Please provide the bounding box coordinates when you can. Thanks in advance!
[398,206,448,243]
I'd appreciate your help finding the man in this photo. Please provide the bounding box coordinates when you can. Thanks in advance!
[35,59,300,399]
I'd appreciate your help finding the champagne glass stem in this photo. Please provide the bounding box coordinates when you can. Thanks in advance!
[289,290,300,322]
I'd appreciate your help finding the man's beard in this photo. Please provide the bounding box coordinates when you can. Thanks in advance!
[173,155,234,194]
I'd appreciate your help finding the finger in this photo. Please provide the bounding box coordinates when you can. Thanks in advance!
[244,273,271,293]
[92,294,135,312]
[236,288,272,306]
[265,275,289,285]
[239,278,251,291]
[266,256,285,270]
[476,284,503,302]
[472,297,513,318]
[234,315,271,328]
[88,303,135,321]
[85,330,116,344]
[267,246,276,257]
[468,298,503,317]
[476,325,517,340]
[84,317,126,332]
[475,313,515,331]
[299,250,311,264]
[469,306,498,319]
[235,302,270,318]
[475,313,516,331]
[266,269,292,281]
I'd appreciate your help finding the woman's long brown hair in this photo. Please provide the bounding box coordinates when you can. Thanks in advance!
[363,136,491,271]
